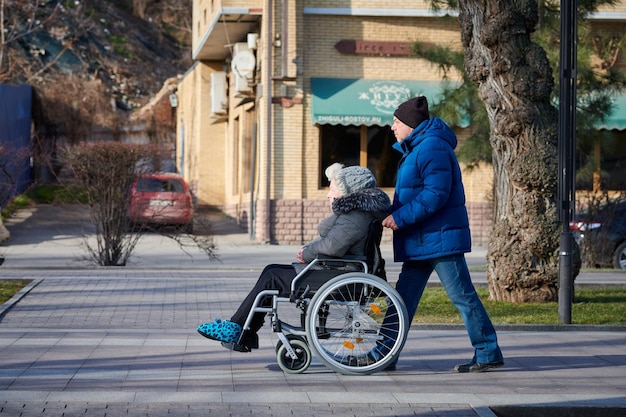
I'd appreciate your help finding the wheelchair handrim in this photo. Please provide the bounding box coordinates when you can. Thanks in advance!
[304,272,409,375]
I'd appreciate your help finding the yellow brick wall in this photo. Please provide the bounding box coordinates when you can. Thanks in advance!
[462,163,493,203]
[303,0,625,13]
[177,63,226,207]
[260,8,495,244]
[303,15,461,81]
[303,0,431,9]
[299,13,464,203]
[597,2,626,12]
[303,0,624,13]
[191,1,626,245]
[590,20,626,72]
[221,74,258,223]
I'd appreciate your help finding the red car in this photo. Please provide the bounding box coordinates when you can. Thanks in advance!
[128,172,194,233]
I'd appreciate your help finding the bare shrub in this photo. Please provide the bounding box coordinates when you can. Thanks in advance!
[156,216,218,262]
[64,142,164,266]
[0,144,31,207]
[64,142,217,266]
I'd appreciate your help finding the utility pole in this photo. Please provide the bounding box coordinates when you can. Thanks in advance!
[558,0,577,324]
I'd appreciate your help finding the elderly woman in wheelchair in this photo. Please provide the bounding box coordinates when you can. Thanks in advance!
[197,163,409,374]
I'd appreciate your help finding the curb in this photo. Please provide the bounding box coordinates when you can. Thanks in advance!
[0,278,42,320]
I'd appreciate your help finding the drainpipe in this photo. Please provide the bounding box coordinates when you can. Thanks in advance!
[264,0,273,243]
[250,121,257,240]
[281,0,288,79]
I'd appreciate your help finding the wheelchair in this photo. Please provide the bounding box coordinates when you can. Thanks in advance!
[237,220,410,375]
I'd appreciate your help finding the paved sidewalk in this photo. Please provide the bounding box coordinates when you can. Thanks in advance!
[1,204,625,416]
[2,204,625,286]
[1,272,625,417]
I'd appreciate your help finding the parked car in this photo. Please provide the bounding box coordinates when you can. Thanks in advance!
[128,172,194,233]
[569,200,626,269]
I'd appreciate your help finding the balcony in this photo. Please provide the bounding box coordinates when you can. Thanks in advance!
[193,0,262,61]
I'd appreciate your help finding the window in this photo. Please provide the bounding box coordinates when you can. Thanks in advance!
[320,124,400,188]
[137,178,184,193]
[576,131,626,191]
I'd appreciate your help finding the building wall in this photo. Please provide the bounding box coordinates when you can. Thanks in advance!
[193,0,260,52]
[183,1,626,248]
[597,2,626,13]
[177,62,227,206]
[284,8,491,245]
[299,13,465,205]
[199,1,497,246]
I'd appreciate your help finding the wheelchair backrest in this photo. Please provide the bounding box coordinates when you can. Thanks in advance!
[365,219,386,281]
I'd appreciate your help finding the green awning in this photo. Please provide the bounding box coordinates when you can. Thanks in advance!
[311,78,446,126]
[598,92,626,130]
[311,78,626,130]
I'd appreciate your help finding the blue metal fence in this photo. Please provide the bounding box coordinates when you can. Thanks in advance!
[0,83,32,206]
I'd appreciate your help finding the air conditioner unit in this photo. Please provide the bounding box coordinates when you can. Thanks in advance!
[231,42,255,97]
[210,71,228,117]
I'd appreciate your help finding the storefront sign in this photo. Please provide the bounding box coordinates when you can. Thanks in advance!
[311,78,447,126]
[334,40,412,56]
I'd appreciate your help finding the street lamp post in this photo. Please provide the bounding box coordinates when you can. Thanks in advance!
[558,0,578,324]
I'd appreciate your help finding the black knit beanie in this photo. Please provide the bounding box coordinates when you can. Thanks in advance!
[393,96,430,128]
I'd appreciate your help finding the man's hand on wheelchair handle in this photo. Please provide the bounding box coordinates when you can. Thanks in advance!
[382,214,399,230]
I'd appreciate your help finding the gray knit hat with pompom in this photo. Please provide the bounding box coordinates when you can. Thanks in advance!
[325,163,376,196]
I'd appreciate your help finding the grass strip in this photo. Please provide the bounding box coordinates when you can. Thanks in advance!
[0,280,32,304]
[414,287,626,325]
[1,281,625,325]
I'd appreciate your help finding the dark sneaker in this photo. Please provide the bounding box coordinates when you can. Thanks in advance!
[220,331,259,353]
[221,341,252,352]
[383,361,397,371]
[239,332,259,349]
[340,352,396,370]
[454,360,504,373]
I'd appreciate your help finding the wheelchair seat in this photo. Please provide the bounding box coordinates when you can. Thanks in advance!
[290,219,386,298]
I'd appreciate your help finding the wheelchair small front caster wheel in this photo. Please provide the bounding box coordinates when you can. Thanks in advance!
[275,334,306,353]
[276,339,311,374]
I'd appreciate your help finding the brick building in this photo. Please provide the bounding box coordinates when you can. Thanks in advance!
[176,0,626,246]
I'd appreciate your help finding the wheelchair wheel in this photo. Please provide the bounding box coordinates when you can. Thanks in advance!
[276,338,311,374]
[305,273,409,375]
[275,334,306,353]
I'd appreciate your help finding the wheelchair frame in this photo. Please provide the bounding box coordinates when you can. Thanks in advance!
[238,221,410,375]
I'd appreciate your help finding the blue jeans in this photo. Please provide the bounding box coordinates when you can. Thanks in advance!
[395,254,503,364]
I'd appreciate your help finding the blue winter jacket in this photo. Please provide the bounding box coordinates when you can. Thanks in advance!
[390,117,471,262]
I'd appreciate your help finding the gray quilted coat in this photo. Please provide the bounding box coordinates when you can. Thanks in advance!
[301,188,390,263]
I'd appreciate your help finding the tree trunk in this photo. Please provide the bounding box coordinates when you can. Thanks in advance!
[458,0,563,302]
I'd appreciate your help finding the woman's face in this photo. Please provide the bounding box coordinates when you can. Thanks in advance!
[391,116,414,143]
[327,179,343,208]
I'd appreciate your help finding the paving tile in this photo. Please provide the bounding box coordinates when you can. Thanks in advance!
[0,269,625,416]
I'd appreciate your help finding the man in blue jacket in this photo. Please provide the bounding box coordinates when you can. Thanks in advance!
[382,96,504,373]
